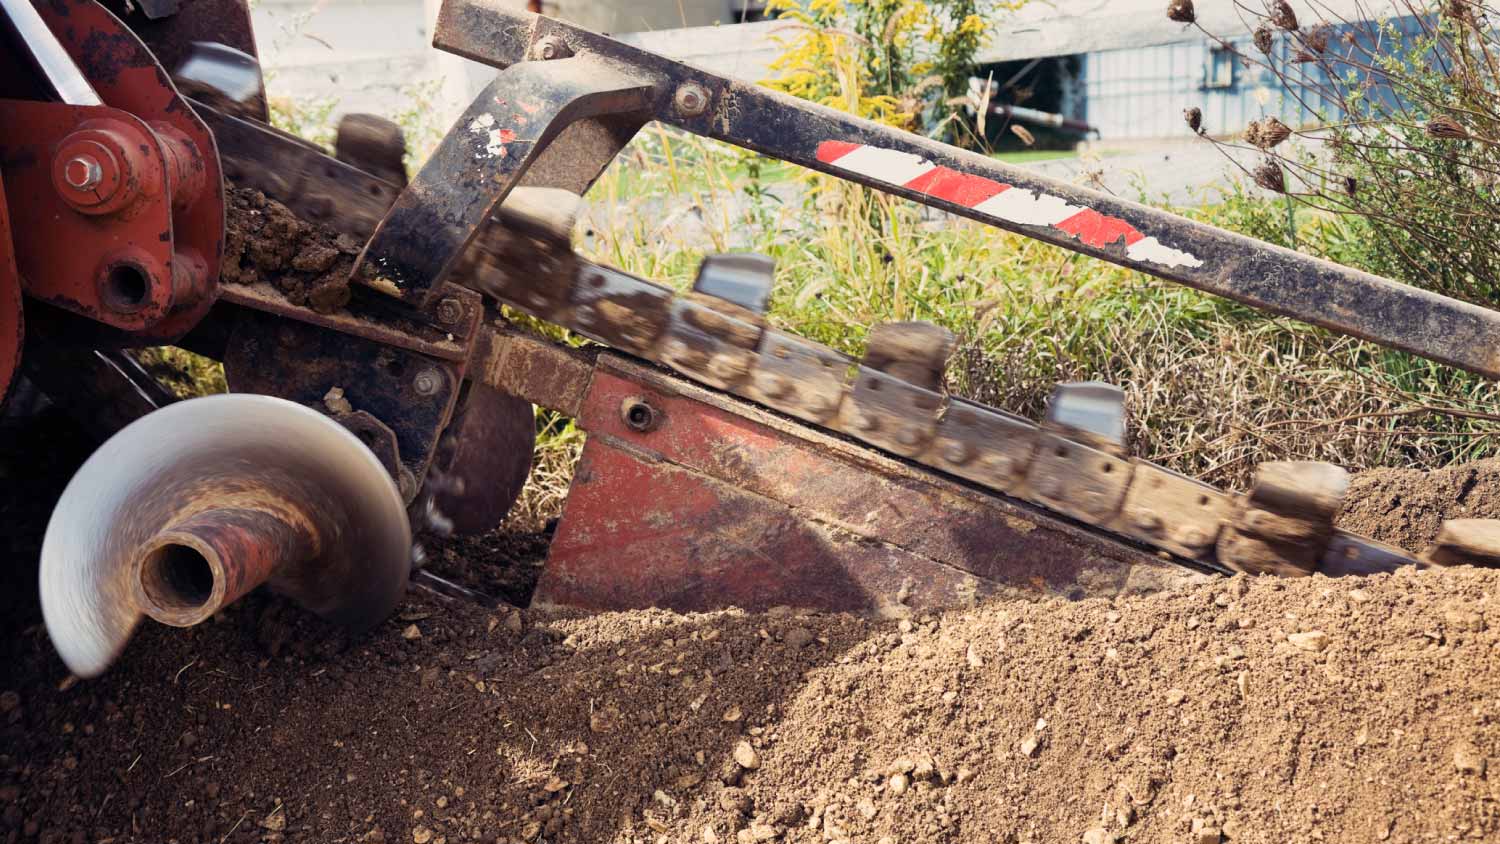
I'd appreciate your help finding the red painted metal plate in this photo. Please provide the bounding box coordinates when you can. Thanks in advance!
[537,437,1003,613]
[535,357,1205,613]
[576,358,1197,598]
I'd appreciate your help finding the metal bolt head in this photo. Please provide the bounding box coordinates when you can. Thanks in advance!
[1132,510,1164,533]
[1178,527,1207,548]
[757,372,790,398]
[896,427,921,447]
[434,297,464,326]
[674,83,710,117]
[533,36,572,61]
[64,155,102,191]
[413,368,444,396]
[854,412,879,432]
[942,442,972,465]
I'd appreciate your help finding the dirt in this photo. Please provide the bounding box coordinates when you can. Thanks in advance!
[6,419,1500,844]
[1340,458,1500,551]
[221,187,359,313]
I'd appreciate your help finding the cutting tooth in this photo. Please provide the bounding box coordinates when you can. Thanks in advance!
[839,321,951,457]
[692,253,775,316]
[1216,461,1348,576]
[1042,381,1126,455]
[334,113,410,187]
[862,321,954,391]
[1422,519,1500,568]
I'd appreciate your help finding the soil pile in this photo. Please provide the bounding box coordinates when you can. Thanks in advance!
[2,560,1498,844]
[1342,458,1500,550]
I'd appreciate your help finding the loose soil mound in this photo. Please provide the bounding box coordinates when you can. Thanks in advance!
[2,564,1498,844]
[1342,458,1500,551]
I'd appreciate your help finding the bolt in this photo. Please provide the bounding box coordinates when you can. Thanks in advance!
[674,83,710,118]
[854,412,879,432]
[434,297,464,326]
[896,427,921,447]
[982,455,1013,476]
[621,397,660,433]
[64,155,102,191]
[1132,510,1163,532]
[413,368,444,396]
[757,372,790,398]
[533,36,572,60]
[1179,527,1207,548]
[942,442,971,465]
[574,304,596,326]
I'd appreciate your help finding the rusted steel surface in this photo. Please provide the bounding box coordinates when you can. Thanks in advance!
[0,173,20,402]
[536,437,1009,614]
[545,355,1207,609]
[224,308,468,486]
[101,0,269,122]
[431,382,536,536]
[0,102,186,330]
[471,324,595,418]
[352,56,653,305]
[36,0,223,342]
[134,497,318,627]
[217,280,479,362]
[435,1,1500,380]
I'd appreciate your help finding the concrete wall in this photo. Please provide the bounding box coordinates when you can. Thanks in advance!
[250,0,767,146]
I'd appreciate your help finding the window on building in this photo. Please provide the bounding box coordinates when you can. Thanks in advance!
[731,1,773,22]
[1203,45,1236,89]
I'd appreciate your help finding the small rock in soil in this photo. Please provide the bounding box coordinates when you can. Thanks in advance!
[1452,740,1487,775]
[1287,631,1329,652]
[733,740,760,770]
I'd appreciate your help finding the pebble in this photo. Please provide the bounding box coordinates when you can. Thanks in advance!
[966,643,984,668]
[1081,827,1117,844]
[955,766,975,784]
[723,705,743,723]
[411,827,433,844]
[733,740,761,770]
[261,811,287,832]
[1165,688,1187,706]
[856,797,877,819]
[1452,740,1487,775]
[888,773,910,795]
[784,628,814,649]
[1020,735,1041,757]
[1196,827,1223,844]
[1287,631,1329,652]
[402,625,422,641]
[1347,588,1371,604]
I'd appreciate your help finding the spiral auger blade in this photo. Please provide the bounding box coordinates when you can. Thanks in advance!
[41,394,411,678]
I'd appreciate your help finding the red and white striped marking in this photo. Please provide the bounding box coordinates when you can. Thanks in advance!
[816,141,1203,270]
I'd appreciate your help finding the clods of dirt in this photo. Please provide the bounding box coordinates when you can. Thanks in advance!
[222,187,360,313]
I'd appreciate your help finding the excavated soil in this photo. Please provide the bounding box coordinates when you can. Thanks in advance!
[4,438,1500,844]
[221,187,360,313]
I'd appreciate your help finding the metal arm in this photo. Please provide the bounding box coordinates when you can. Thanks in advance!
[432,0,1500,381]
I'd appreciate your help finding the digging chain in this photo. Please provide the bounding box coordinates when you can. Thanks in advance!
[459,189,1488,578]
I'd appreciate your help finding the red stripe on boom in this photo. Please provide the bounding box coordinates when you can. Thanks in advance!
[815,141,862,164]
[904,167,1010,207]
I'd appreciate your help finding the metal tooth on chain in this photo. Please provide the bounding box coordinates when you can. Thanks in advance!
[839,322,951,458]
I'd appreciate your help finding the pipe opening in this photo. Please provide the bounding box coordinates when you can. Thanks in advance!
[140,543,216,613]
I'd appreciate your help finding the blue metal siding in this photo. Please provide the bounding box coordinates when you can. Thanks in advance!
[1082,15,1421,140]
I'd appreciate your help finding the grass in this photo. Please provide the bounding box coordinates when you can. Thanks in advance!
[566,125,1500,502]
[989,149,1077,164]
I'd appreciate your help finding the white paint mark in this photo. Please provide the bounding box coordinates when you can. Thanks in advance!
[1126,237,1205,269]
[972,188,1079,227]
[826,146,936,186]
